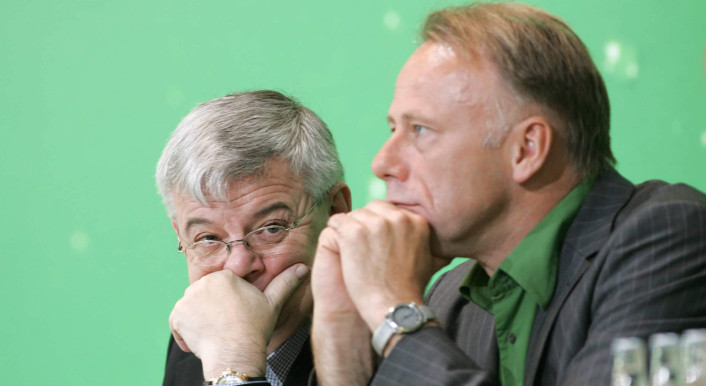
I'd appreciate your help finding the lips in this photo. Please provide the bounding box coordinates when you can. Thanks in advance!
[392,202,417,208]
[389,201,422,214]
[388,199,414,206]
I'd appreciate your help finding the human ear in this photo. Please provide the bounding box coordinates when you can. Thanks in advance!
[327,182,352,215]
[510,116,553,184]
[170,219,183,250]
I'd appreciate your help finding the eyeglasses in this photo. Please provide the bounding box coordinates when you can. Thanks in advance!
[177,197,322,267]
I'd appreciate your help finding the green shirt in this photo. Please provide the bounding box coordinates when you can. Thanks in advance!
[459,179,593,386]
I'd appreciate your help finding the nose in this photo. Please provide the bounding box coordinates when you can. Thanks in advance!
[372,132,409,182]
[221,242,265,280]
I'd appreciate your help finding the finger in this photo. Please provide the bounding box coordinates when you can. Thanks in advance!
[313,227,342,281]
[172,331,192,353]
[325,212,350,231]
[316,226,340,255]
[328,207,381,227]
[365,200,428,228]
[169,310,192,353]
[364,199,398,213]
[263,263,309,310]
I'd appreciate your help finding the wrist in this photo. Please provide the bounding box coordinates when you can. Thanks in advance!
[201,349,266,380]
[371,302,437,357]
[380,320,438,357]
[203,368,268,385]
[312,320,376,386]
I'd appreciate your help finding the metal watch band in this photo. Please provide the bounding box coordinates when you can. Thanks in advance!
[371,302,436,356]
[203,369,265,385]
[372,318,397,356]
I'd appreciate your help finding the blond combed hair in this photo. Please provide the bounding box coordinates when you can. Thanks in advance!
[423,2,615,177]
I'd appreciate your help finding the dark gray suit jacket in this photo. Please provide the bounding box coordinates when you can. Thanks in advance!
[372,168,706,385]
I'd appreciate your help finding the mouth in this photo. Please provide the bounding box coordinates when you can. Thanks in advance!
[389,201,420,212]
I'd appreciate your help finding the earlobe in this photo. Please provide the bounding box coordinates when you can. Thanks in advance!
[328,182,352,215]
[511,117,552,184]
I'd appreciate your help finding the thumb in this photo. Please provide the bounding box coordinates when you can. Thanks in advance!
[263,263,310,310]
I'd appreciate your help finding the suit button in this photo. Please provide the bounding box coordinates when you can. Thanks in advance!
[507,333,517,344]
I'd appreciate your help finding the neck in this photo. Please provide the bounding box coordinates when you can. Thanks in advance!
[475,167,581,276]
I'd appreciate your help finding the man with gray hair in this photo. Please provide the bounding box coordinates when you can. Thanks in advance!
[311,3,706,386]
[156,90,350,385]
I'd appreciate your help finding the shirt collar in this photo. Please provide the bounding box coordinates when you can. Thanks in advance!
[460,178,594,309]
[265,321,310,386]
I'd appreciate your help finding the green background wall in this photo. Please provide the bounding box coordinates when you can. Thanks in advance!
[1,0,704,384]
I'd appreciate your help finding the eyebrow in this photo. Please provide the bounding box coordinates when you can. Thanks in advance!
[252,202,293,219]
[184,218,213,235]
[388,111,431,126]
[183,202,294,235]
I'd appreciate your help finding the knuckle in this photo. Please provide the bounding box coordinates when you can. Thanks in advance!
[318,226,335,241]
[327,212,345,226]
[317,227,337,249]
[388,209,407,224]
[367,215,389,234]
[367,199,388,210]
[411,214,429,231]
[349,218,372,237]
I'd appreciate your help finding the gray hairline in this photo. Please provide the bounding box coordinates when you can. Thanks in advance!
[156,91,344,220]
[164,161,335,221]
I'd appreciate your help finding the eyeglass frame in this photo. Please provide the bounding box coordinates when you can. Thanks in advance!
[176,195,323,266]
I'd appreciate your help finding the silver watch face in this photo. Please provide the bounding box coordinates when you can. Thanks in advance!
[392,304,423,330]
[216,373,247,384]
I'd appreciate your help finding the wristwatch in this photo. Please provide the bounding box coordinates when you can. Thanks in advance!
[371,302,436,356]
[203,369,249,385]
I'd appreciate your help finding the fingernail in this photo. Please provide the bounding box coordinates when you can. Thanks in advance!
[295,264,310,279]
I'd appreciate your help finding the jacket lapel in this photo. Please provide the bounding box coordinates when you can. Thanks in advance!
[284,337,313,385]
[524,168,635,385]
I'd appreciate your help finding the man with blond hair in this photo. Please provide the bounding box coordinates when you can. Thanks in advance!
[311,3,706,385]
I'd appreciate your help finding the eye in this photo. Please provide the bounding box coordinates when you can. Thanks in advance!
[414,125,429,134]
[192,235,223,250]
[190,237,224,257]
[264,225,285,234]
[196,234,220,243]
[249,225,288,246]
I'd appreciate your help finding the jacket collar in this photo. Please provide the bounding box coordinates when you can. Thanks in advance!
[524,167,635,385]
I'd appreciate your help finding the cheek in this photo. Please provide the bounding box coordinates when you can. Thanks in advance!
[263,247,313,275]
[259,234,317,278]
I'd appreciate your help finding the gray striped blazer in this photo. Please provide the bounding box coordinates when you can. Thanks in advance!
[372,167,706,385]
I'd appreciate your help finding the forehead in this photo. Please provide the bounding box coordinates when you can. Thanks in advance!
[172,160,306,222]
[390,41,504,117]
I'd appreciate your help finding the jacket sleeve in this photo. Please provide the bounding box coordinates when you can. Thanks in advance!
[371,261,499,386]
